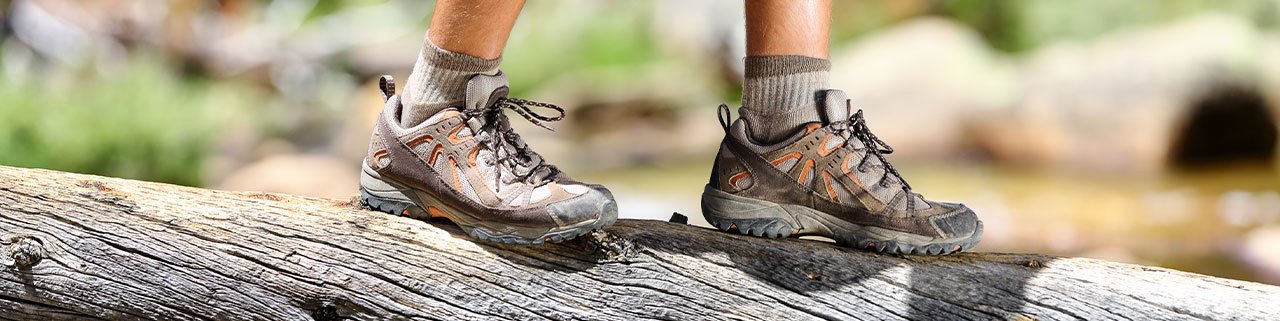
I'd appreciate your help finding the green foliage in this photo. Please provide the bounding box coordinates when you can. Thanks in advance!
[994,0,1277,52]
[502,1,664,96]
[0,58,259,186]
[832,0,1279,53]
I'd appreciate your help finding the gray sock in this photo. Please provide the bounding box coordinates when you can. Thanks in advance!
[401,38,501,127]
[740,55,831,144]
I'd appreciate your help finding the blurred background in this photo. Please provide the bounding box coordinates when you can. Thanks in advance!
[2,0,1279,285]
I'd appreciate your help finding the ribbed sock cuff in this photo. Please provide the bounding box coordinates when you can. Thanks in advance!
[420,40,503,73]
[401,37,502,127]
[744,55,831,78]
[741,55,831,143]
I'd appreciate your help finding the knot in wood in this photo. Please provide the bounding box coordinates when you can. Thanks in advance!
[587,230,637,263]
[8,236,46,269]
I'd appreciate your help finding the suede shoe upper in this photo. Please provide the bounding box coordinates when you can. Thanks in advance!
[366,73,614,228]
[709,90,979,238]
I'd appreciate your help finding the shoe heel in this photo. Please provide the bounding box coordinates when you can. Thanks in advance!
[700,185,800,238]
[359,161,427,218]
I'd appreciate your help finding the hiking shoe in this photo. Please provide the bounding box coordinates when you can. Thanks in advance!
[701,90,982,255]
[359,73,618,245]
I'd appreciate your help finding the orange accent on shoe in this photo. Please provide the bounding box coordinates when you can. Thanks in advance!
[805,123,822,134]
[429,144,444,165]
[467,145,487,183]
[437,110,461,119]
[771,152,803,167]
[797,159,815,183]
[372,150,389,164]
[468,145,481,167]
[728,172,752,188]
[841,155,867,189]
[405,135,434,148]
[427,206,450,219]
[822,171,840,202]
[448,124,471,143]
[818,134,840,156]
[449,157,463,190]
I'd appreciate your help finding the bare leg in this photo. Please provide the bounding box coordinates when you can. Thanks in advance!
[427,0,526,60]
[739,0,833,143]
[745,0,831,59]
[401,0,525,126]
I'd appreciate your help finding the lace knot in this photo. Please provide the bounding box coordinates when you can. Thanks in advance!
[830,106,912,192]
[465,97,566,189]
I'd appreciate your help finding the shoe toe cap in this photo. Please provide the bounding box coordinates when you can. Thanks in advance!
[547,184,618,227]
[930,203,981,238]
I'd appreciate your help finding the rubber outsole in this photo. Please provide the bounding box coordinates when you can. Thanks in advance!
[360,188,617,245]
[701,185,982,255]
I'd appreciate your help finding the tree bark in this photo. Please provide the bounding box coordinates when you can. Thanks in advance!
[1,165,1276,321]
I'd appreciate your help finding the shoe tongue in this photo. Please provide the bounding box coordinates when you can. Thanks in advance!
[463,72,555,184]
[819,89,851,125]
[465,72,510,111]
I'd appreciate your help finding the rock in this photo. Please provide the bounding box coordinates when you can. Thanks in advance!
[518,61,727,170]
[983,14,1276,173]
[1261,34,1280,101]
[828,17,1018,159]
[1240,225,1280,284]
[215,154,358,199]
[1217,190,1280,227]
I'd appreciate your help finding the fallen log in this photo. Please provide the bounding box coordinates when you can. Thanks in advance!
[0,165,1276,321]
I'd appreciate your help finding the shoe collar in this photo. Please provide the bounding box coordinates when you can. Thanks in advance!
[728,114,812,153]
[464,71,510,112]
[819,89,852,125]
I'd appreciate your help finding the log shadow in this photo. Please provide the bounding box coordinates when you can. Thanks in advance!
[418,217,1053,320]
[902,253,1055,320]
[636,231,896,295]
[635,225,1055,320]
[466,222,903,320]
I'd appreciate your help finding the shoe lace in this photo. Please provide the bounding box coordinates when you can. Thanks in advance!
[463,97,566,189]
[828,107,913,194]
[715,101,919,210]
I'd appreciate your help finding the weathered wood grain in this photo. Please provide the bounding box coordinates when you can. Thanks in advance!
[1,165,1277,320]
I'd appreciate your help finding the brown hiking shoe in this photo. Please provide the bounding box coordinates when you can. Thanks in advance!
[360,73,617,245]
[702,90,982,255]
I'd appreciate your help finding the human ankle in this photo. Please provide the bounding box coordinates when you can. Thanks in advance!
[400,37,501,127]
